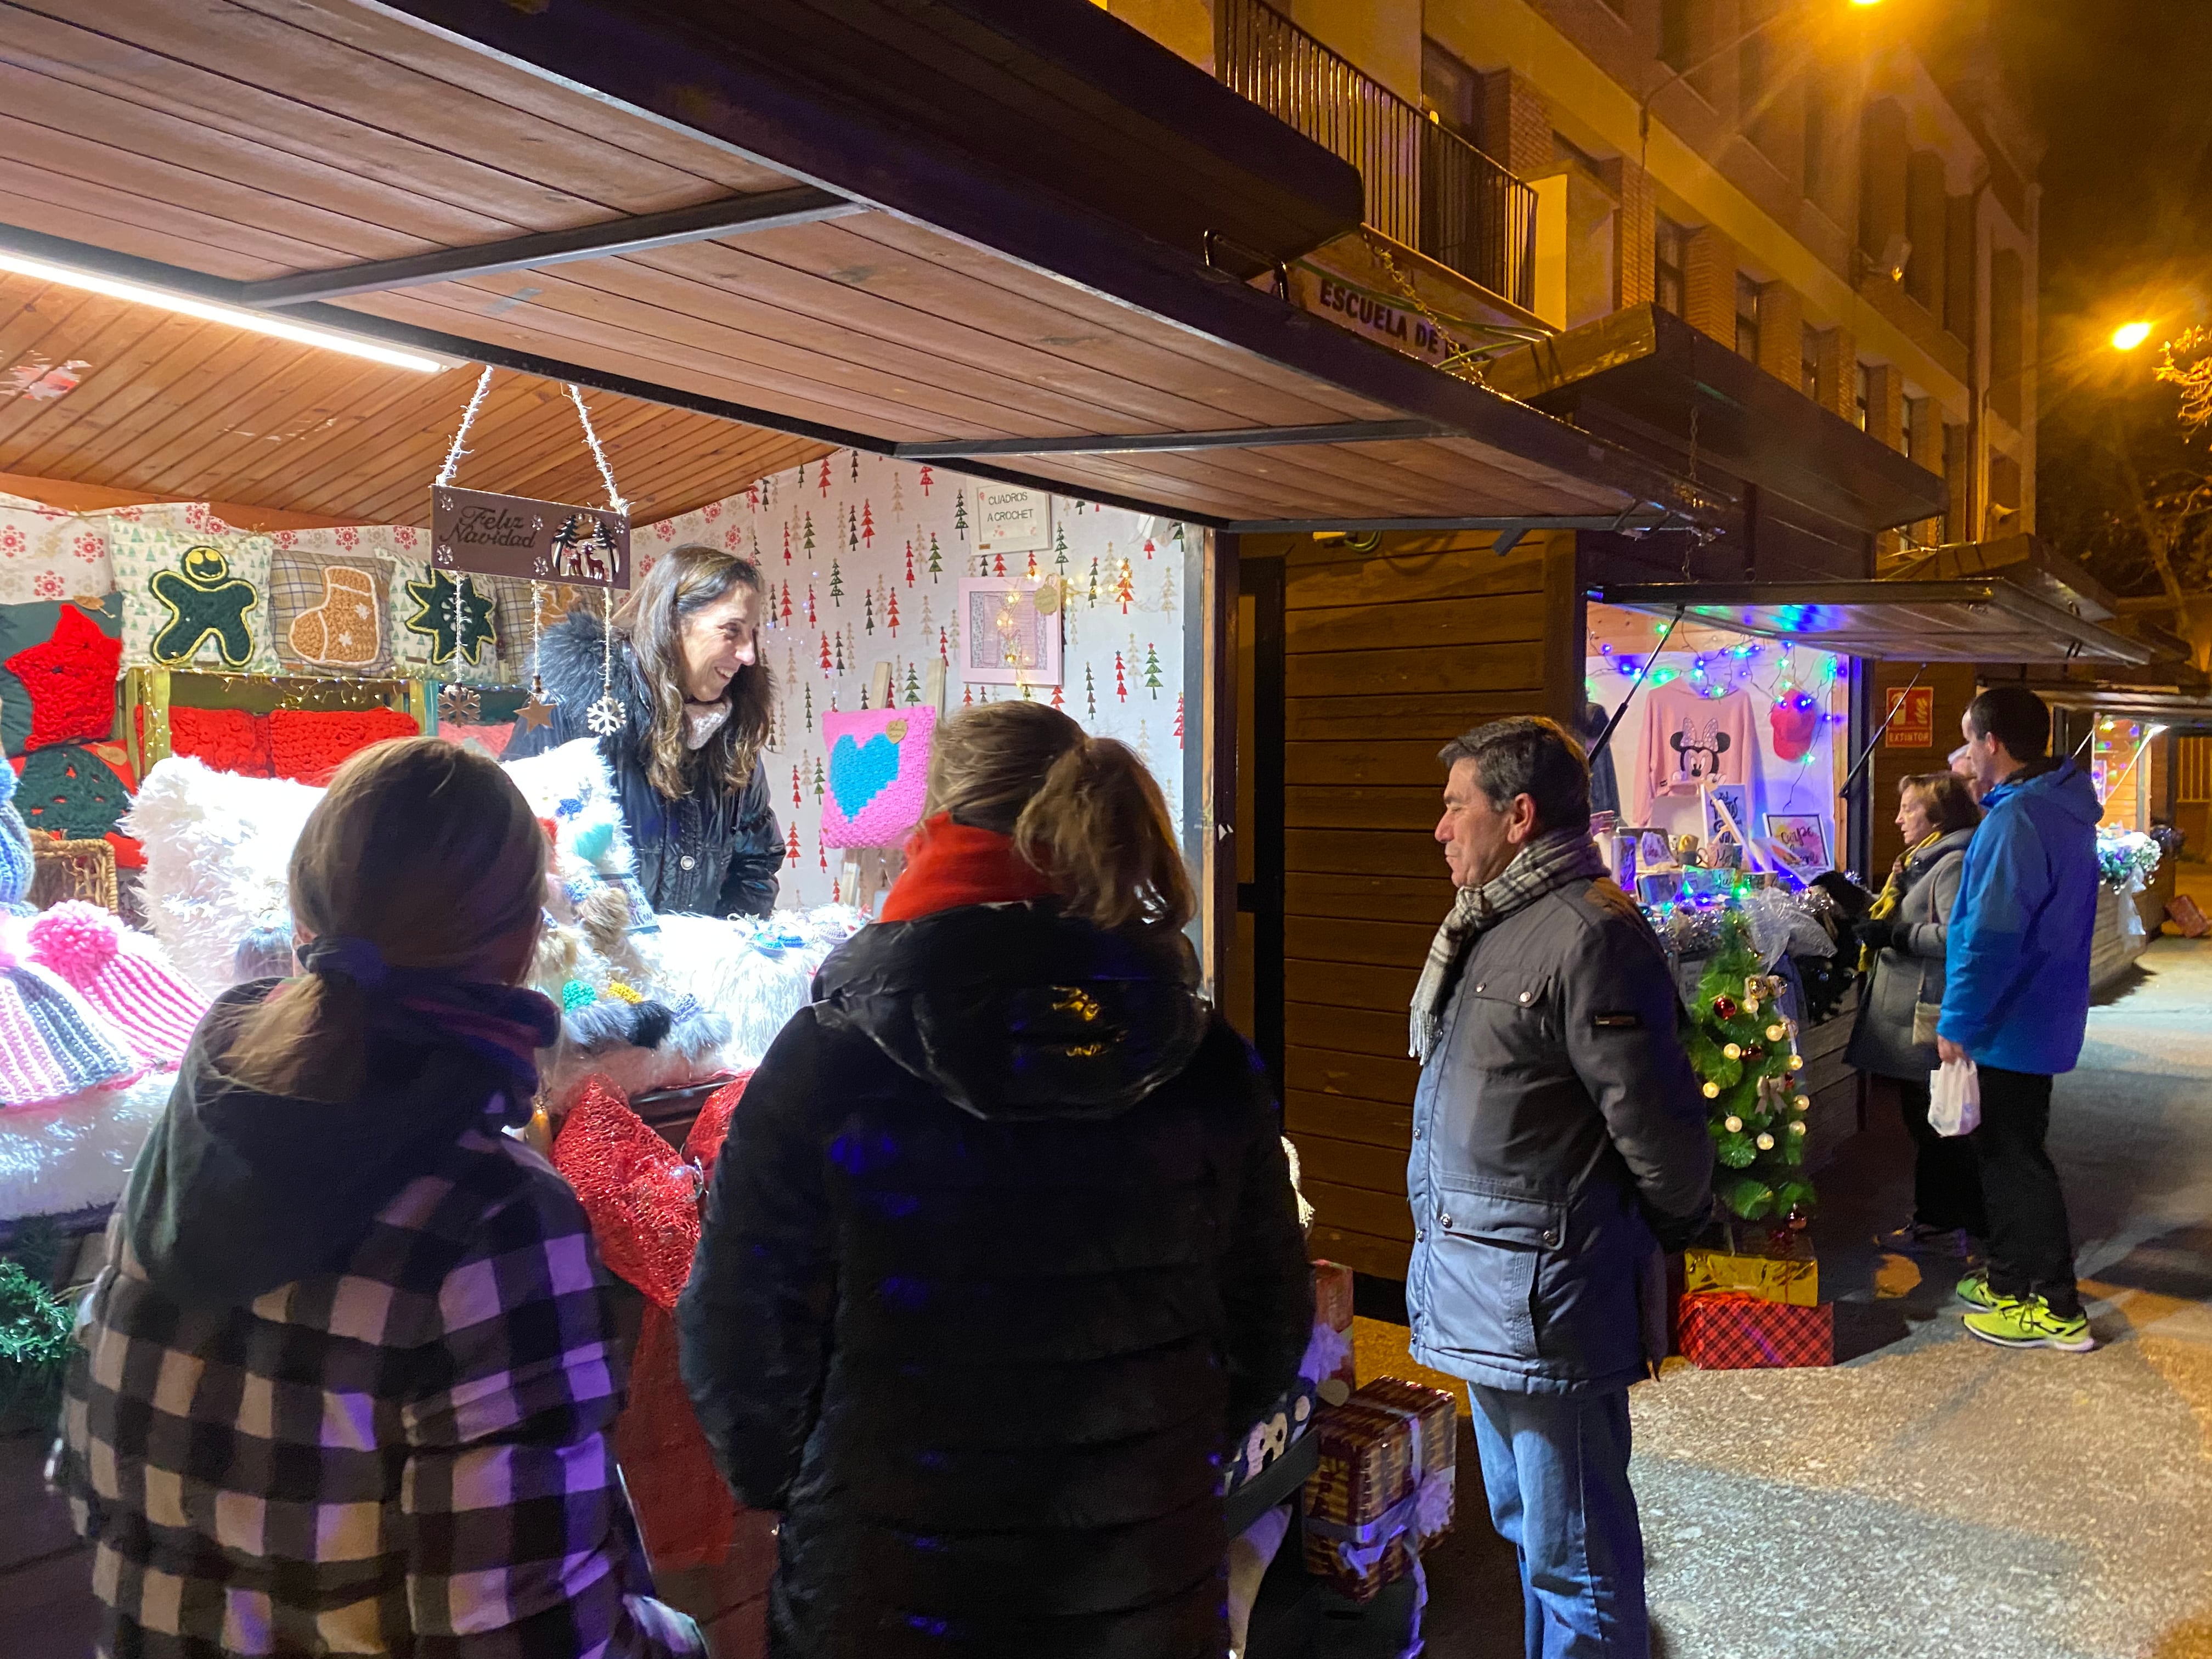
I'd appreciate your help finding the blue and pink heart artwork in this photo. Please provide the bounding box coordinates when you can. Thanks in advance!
[820,704,936,848]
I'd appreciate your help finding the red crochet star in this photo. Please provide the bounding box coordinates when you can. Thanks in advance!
[5,603,121,751]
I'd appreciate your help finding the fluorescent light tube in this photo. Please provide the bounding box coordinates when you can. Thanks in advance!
[0,249,447,374]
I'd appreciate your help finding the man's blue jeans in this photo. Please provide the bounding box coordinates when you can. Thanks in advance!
[1468,1384,1648,1659]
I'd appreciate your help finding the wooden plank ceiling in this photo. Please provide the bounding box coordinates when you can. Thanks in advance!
[0,272,830,523]
[0,0,1695,529]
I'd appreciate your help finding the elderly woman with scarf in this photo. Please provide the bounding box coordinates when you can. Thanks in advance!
[59,739,701,1659]
[1847,769,1985,1253]
[507,543,782,917]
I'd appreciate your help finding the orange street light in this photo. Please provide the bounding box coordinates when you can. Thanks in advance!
[2112,321,2153,351]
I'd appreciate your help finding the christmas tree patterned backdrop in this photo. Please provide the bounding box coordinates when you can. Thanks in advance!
[630,449,1192,911]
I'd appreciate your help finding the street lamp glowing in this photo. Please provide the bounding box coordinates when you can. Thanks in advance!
[2112,320,2153,351]
[1849,0,1883,7]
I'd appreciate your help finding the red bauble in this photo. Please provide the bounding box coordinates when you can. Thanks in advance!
[1712,995,1739,1021]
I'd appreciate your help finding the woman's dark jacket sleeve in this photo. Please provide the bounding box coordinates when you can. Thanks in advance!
[677,1009,835,1509]
[716,757,785,920]
[1212,1037,1317,1441]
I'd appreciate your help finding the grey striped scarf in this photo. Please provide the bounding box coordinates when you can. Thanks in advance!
[1409,827,1611,1063]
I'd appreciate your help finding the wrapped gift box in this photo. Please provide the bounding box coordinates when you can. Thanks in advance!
[1683,1231,1818,1307]
[1678,1290,1834,1369]
[1313,1258,1355,1331]
[1301,1377,1457,1602]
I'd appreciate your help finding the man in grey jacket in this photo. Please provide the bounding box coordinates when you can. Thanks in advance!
[1406,717,1711,1659]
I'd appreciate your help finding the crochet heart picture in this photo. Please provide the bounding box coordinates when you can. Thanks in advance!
[821,704,935,848]
[830,731,898,818]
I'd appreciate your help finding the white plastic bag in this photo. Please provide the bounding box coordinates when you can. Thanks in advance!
[1929,1057,1980,1137]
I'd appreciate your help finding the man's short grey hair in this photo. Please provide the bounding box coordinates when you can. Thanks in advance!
[1438,716,1592,836]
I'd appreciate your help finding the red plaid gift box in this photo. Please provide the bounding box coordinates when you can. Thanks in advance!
[1678,1290,1833,1369]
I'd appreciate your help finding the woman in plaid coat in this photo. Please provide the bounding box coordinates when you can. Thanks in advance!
[57,740,702,1659]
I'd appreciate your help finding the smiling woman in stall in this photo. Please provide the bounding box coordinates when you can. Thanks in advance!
[509,542,783,918]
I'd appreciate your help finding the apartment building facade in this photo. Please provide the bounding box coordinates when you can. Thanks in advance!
[1107,0,2039,552]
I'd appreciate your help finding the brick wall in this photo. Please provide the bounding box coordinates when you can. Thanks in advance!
[1607,158,1656,310]
[1480,68,1554,178]
[1682,225,1737,346]
[1814,326,1858,421]
[1865,363,1905,452]
[1754,282,1804,387]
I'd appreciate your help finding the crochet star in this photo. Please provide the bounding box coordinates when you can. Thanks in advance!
[4,603,122,750]
[402,569,498,667]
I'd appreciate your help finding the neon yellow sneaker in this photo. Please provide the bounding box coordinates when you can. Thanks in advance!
[1955,1270,2011,1312]
[1964,1296,2095,1353]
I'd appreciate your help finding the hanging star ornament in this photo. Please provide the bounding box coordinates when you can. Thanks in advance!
[515,685,557,732]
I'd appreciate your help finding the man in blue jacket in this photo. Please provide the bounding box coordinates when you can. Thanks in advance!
[1939,685,2100,1352]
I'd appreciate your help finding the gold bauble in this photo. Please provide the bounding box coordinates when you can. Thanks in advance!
[1724,1115,1743,1133]
[1793,1094,1811,1111]
[1766,1024,1786,1041]
[1756,1132,1775,1151]
[1723,1042,1741,1060]
[1788,1120,1808,1137]
[1702,1081,1720,1099]
[1787,1053,1804,1071]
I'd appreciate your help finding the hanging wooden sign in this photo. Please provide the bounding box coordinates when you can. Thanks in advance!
[431,485,631,590]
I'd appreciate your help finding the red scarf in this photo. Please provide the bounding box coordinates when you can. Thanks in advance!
[879,815,1056,921]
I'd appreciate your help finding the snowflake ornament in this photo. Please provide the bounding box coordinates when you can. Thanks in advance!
[584,693,628,736]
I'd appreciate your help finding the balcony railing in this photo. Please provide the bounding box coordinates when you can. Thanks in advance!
[1215,0,1537,313]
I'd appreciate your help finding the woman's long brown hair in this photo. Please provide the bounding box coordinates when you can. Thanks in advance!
[223,738,549,1102]
[924,701,1195,934]
[613,543,775,802]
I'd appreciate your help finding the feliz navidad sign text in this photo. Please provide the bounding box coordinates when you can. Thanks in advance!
[431,486,633,590]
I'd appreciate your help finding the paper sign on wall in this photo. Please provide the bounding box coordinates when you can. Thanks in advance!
[1884,686,1934,748]
[973,483,1049,553]
[821,703,936,848]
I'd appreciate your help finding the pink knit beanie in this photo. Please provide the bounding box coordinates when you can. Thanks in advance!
[26,902,209,1068]
[0,934,142,1108]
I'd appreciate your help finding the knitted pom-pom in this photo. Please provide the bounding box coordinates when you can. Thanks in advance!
[27,900,123,976]
[561,978,597,1011]
[572,819,617,868]
[628,999,673,1052]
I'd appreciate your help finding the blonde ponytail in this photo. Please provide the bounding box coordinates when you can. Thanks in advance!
[925,702,1194,935]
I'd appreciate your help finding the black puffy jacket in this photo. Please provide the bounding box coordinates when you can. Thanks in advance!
[677,901,1312,1659]
[504,610,781,916]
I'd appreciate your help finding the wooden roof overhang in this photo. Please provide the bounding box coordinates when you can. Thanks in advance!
[0,0,1714,534]
[1486,306,1944,537]
[1589,579,2160,665]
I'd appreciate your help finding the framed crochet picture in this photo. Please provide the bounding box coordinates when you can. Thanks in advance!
[957,576,1062,688]
[820,704,936,849]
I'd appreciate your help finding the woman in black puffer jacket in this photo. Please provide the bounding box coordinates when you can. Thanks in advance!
[679,702,1312,1659]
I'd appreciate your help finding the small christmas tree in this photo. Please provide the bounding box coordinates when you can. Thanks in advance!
[850,450,860,481]
[1173,692,1184,746]
[1143,642,1163,698]
[806,583,817,624]
[993,551,1006,577]
[1087,557,1100,606]
[803,511,816,555]
[812,756,825,798]
[893,472,905,515]
[1115,560,1136,614]
[887,590,901,634]
[819,458,833,495]
[928,531,943,580]
[1054,522,1069,571]
[848,505,859,552]
[1684,916,1816,1224]
[905,541,916,585]
[819,632,832,672]
[783,523,792,562]
[1085,663,1097,717]
[786,824,802,866]
[953,489,968,539]
[747,481,760,511]
[1160,567,1176,615]
[834,633,847,672]
[1051,681,1064,709]
[780,582,794,627]
[919,464,934,496]
[861,500,876,544]
[791,765,803,806]
[904,663,920,704]
[829,559,844,604]
[864,590,875,634]
[803,685,814,731]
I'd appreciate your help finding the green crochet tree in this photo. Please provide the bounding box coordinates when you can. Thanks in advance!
[1683,915,1816,1223]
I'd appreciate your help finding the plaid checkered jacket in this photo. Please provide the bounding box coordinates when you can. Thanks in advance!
[55,1120,704,1659]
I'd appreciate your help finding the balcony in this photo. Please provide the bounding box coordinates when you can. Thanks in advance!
[1215,0,1537,313]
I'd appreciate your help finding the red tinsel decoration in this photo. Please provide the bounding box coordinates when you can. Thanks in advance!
[551,1075,701,1310]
